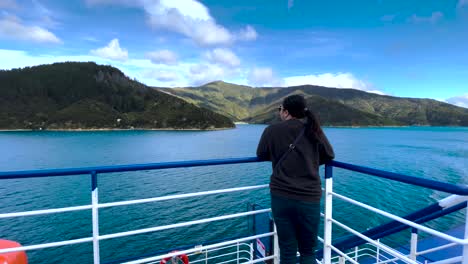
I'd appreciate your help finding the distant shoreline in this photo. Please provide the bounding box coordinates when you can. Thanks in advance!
[1,125,465,132]
[0,127,235,132]
[324,125,411,128]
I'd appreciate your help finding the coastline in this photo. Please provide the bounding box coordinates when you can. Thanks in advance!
[1,124,466,132]
[0,127,235,132]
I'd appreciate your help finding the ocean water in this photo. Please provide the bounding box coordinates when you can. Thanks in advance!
[0,125,467,263]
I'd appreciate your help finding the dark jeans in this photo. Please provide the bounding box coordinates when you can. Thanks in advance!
[271,194,321,264]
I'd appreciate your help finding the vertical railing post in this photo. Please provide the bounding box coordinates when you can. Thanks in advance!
[338,256,345,264]
[273,223,280,264]
[462,205,468,264]
[410,228,418,261]
[376,239,380,262]
[250,243,254,263]
[91,171,100,264]
[323,164,333,264]
[237,242,240,264]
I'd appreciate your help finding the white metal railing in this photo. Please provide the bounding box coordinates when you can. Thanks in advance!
[321,235,463,264]
[144,242,253,264]
[322,164,468,264]
[121,234,276,264]
[0,183,277,264]
[2,158,467,264]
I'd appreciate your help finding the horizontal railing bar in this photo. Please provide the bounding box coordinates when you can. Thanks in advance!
[0,157,262,179]
[99,185,268,209]
[187,243,251,256]
[416,242,458,256]
[122,232,275,264]
[330,161,468,195]
[1,158,465,197]
[0,204,92,218]
[99,209,271,240]
[330,218,418,264]
[188,250,251,263]
[240,256,276,264]
[331,191,467,244]
[328,244,359,264]
[215,258,247,264]
[0,237,93,254]
[430,256,463,264]
[188,251,251,264]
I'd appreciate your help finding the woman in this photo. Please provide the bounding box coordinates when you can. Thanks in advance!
[256,94,335,264]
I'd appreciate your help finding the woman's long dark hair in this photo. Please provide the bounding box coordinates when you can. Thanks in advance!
[282,94,324,138]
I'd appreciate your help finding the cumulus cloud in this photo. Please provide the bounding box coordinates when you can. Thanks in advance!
[90,38,128,61]
[87,0,257,46]
[409,12,443,24]
[204,48,240,68]
[143,70,179,82]
[238,25,257,41]
[188,63,226,85]
[146,50,178,65]
[248,67,283,87]
[0,16,61,44]
[283,73,385,95]
[0,0,18,9]
[446,94,468,108]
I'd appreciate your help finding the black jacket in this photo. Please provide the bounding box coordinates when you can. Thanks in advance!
[256,119,335,201]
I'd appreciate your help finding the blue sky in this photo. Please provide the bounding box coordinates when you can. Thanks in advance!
[0,0,467,107]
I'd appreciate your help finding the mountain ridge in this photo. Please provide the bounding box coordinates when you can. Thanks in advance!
[0,62,234,130]
[162,81,468,126]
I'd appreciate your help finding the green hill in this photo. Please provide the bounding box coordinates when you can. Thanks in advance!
[0,63,234,130]
[163,81,468,126]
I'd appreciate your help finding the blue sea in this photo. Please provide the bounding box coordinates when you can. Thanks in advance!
[0,125,467,264]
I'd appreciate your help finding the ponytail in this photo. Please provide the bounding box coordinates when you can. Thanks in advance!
[304,108,324,139]
[282,94,324,139]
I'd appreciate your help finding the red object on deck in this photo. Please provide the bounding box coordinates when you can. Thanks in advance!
[160,251,189,264]
[0,240,28,264]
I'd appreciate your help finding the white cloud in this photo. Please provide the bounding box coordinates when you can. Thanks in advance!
[446,94,468,108]
[90,38,128,61]
[248,67,283,87]
[145,4,232,46]
[0,16,61,44]
[409,12,443,24]
[0,0,18,9]
[283,73,385,95]
[188,63,226,85]
[458,0,468,9]
[204,48,240,68]
[146,50,178,65]
[238,25,257,41]
[32,0,60,29]
[143,70,179,82]
[87,0,257,46]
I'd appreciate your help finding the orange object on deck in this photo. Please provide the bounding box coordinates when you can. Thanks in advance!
[0,240,28,264]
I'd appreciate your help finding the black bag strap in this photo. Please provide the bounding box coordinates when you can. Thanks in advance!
[273,126,306,172]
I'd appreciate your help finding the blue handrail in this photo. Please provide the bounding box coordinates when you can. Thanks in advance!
[0,157,262,179]
[1,157,467,195]
[330,160,468,195]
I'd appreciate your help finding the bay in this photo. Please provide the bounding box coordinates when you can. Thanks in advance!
[0,125,467,263]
